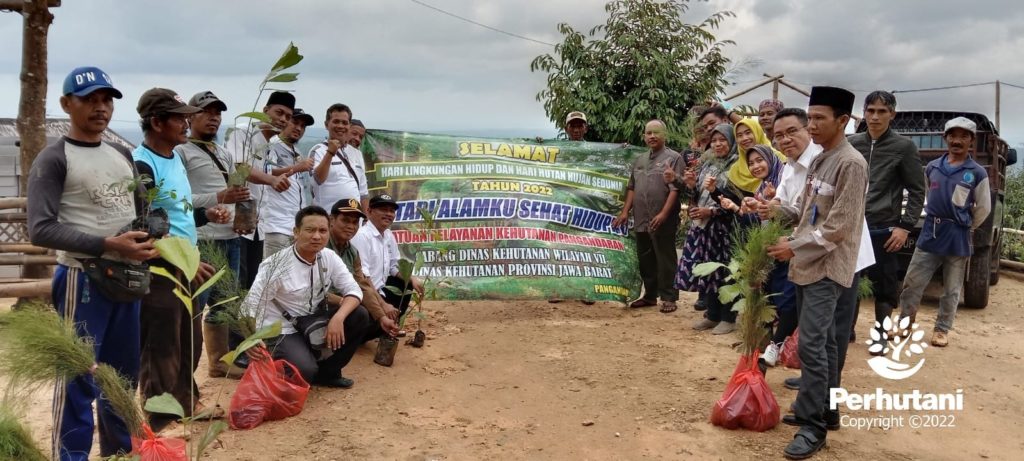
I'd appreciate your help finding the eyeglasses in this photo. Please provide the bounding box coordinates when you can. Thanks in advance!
[773,127,805,142]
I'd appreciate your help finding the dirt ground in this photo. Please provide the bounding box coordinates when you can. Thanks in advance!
[6,272,1024,460]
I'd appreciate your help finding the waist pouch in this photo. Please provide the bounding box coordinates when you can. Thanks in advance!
[282,300,338,352]
[79,258,151,303]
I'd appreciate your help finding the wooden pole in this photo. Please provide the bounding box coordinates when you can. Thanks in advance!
[0,280,51,299]
[2,0,60,296]
[723,76,776,101]
[777,79,811,97]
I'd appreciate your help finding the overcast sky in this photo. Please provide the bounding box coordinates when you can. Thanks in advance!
[2,0,1023,145]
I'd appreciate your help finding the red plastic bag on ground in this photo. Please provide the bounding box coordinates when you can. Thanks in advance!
[229,347,310,430]
[779,330,801,369]
[710,353,780,432]
[131,424,187,461]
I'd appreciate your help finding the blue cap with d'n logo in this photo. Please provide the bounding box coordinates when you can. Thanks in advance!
[62,66,122,98]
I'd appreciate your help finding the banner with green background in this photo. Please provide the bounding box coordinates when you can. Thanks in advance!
[362,130,645,302]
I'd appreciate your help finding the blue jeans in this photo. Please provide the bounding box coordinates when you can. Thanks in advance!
[898,248,968,333]
[197,237,241,324]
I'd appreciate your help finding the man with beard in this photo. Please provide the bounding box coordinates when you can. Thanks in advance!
[327,199,400,341]
[897,117,990,347]
[612,120,681,312]
[132,88,219,431]
[767,86,867,460]
[261,108,316,257]
[178,90,285,378]
[225,91,294,288]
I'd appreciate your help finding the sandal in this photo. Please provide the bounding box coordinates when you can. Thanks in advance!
[629,298,657,309]
[659,301,677,313]
[192,402,225,421]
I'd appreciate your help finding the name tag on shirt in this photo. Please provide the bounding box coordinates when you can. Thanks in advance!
[811,178,835,196]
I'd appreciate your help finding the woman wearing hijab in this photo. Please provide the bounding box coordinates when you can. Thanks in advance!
[728,118,786,196]
[671,123,742,333]
[718,144,797,367]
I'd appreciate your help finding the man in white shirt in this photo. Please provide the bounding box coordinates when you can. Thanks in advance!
[261,108,317,258]
[351,194,423,322]
[241,206,371,388]
[224,91,294,288]
[310,103,369,212]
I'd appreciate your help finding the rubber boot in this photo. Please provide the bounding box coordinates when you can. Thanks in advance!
[203,322,246,379]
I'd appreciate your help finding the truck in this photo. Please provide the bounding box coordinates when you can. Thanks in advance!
[856,111,1017,309]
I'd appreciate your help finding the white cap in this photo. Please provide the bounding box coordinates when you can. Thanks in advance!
[566,111,587,124]
[944,116,976,135]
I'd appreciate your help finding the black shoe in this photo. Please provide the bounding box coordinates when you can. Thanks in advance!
[581,300,596,305]
[783,413,840,431]
[784,432,825,460]
[317,376,354,388]
[693,299,708,311]
[849,331,856,343]
[784,377,800,390]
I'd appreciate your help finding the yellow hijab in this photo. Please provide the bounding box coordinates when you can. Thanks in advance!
[728,117,786,194]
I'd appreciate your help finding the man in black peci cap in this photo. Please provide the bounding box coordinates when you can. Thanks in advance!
[767,86,868,460]
[350,194,423,332]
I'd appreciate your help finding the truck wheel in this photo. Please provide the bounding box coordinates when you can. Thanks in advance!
[963,250,991,309]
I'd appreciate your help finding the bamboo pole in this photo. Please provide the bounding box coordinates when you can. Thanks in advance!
[0,243,48,254]
[0,254,56,265]
[0,197,28,209]
[0,280,50,298]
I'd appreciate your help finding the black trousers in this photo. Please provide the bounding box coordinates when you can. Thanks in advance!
[635,222,679,302]
[239,233,263,290]
[857,230,900,334]
[268,306,371,384]
[365,276,415,341]
[793,278,843,440]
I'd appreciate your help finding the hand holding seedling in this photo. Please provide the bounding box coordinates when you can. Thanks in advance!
[719,196,740,213]
[383,303,400,321]
[245,344,268,362]
[766,236,795,261]
[104,231,158,261]
[379,316,399,337]
[217,185,250,204]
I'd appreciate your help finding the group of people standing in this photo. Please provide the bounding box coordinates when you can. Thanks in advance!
[24,62,992,461]
[618,87,991,459]
[27,65,419,460]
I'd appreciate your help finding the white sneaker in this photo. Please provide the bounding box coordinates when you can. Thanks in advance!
[760,342,780,367]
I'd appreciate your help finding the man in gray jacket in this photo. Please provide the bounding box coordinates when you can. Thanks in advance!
[848,91,926,348]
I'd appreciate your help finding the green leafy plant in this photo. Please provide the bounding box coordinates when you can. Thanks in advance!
[693,219,789,356]
[224,42,303,186]
[387,206,450,336]
[530,0,734,145]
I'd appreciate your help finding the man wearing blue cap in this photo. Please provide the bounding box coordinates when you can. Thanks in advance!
[28,66,158,460]
[767,86,868,460]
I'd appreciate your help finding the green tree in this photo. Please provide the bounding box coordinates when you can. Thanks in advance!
[530,0,734,146]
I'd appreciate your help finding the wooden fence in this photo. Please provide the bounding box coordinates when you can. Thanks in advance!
[0,197,53,298]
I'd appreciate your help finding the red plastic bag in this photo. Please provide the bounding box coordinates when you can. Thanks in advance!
[779,330,801,369]
[131,424,187,461]
[229,347,310,430]
[710,353,780,432]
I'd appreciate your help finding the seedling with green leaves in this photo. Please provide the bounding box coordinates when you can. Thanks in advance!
[693,219,789,356]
